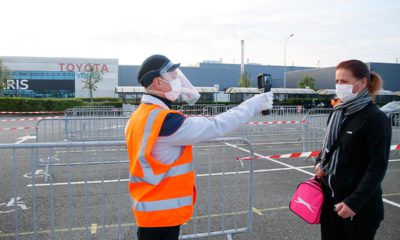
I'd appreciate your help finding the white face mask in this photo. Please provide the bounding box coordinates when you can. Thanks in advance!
[164,78,182,102]
[335,84,357,102]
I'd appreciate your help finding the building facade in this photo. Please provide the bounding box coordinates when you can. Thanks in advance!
[119,62,312,91]
[286,62,400,91]
[1,56,118,98]
[1,56,398,98]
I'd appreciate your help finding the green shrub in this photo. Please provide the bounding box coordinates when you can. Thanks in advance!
[84,101,123,108]
[0,97,84,111]
[79,97,119,102]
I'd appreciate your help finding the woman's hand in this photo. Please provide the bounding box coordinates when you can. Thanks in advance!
[314,163,326,177]
[334,202,356,220]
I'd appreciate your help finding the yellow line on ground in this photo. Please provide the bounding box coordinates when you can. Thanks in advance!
[90,223,97,234]
[252,207,264,216]
[0,206,287,237]
[383,192,400,197]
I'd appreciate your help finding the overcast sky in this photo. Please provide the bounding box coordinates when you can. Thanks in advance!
[1,0,399,67]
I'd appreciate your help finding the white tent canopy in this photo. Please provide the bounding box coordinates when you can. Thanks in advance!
[377,89,396,96]
[224,87,317,94]
[115,86,219,94]
[115,86,145,93]
[317,89,336,95]
[314,89,396,96]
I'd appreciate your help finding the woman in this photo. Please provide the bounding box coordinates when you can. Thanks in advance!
[314,59,392,240]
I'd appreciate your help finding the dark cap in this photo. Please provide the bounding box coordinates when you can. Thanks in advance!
[137,54,180,87]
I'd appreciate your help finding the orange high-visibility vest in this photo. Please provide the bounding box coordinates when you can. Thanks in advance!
[125,103,196,227]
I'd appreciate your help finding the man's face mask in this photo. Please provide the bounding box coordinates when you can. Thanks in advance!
[335,81,360,102]
[162,78,182,102]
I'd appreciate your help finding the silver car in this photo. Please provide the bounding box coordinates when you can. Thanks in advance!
[380,101,400,126]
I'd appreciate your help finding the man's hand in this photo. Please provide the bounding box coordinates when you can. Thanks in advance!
[334,202,356,219]
[314,163,326,177]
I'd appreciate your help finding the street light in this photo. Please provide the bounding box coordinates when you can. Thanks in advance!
[283,33,294,88]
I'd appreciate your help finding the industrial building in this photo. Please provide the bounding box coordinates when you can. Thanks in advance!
[286,62,400,91]
[1,56,399,101]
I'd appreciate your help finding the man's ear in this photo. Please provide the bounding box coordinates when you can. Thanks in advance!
[148,77,161,90]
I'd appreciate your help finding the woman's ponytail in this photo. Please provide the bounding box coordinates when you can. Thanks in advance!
[368,72,383,100]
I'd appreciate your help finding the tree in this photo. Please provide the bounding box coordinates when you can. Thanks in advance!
[82,64,104,102]
[238,71,252,87]
[298,75,316,90]
[0,60,12,97]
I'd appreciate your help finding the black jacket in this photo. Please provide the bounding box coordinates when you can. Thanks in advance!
[320,102,392,218]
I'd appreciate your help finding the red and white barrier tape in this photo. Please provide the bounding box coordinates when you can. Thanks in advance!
[237,144,400,160]
[0,126,35,131]
[0,111,63,115]
[0,116,62,122]
[246,120,305,125]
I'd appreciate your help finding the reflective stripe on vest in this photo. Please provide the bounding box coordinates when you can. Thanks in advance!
[132,195,193,212]
[130,162,193,184]
[135,108,193,185]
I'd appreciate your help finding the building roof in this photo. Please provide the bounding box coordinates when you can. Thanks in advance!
[224,87,259,94]
[377,89,396,96]
[115,86,145,93]
[317,89,336,95]
[115,86,219,94]
[316,89,396,96]
[194,87,219,93]
[271,88,316,94]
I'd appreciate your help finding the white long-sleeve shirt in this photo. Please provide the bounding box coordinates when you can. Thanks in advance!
[135,95,265,164]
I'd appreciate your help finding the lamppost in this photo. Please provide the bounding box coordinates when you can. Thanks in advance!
[283,33,294,88]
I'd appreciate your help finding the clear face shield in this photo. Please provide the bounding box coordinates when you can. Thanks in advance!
[159,61,200,105]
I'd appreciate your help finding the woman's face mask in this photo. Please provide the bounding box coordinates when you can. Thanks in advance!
[335,81,360,102]
[163,78,182,102]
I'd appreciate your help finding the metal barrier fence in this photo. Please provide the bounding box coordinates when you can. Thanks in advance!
[173,104,320,117]
[306,108,333,115]
[0,138,255,240]
[300,114,329,153]
[35,117,128,142]
[173,104,227,115]
[64,106,126,117]
[36,108,398,158]
[300,112,400,154]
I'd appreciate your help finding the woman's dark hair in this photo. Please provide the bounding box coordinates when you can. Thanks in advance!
[336,59,383,99]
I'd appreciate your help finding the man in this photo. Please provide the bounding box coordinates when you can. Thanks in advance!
[125,54,273,240]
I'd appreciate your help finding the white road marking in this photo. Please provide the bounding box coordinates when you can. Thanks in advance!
[26,159,399,188]
[23,170,49,179]
[27,165,315,187]
[225,143,400,209]
[0,197,29,214]
[383,198,400,208]
[15,135,36,144]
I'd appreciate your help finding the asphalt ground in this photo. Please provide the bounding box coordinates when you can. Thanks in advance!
[0,114,399,240]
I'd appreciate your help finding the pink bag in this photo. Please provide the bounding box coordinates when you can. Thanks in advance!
[289,176,324,224]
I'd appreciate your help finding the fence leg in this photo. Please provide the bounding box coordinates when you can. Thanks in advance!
[226,233,233,240]
[44,164,49,183]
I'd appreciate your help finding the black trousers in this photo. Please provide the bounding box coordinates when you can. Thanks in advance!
[320,197,381,240]
[137,225,180,240]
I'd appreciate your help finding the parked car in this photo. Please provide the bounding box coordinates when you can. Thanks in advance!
[380,101,400,126]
